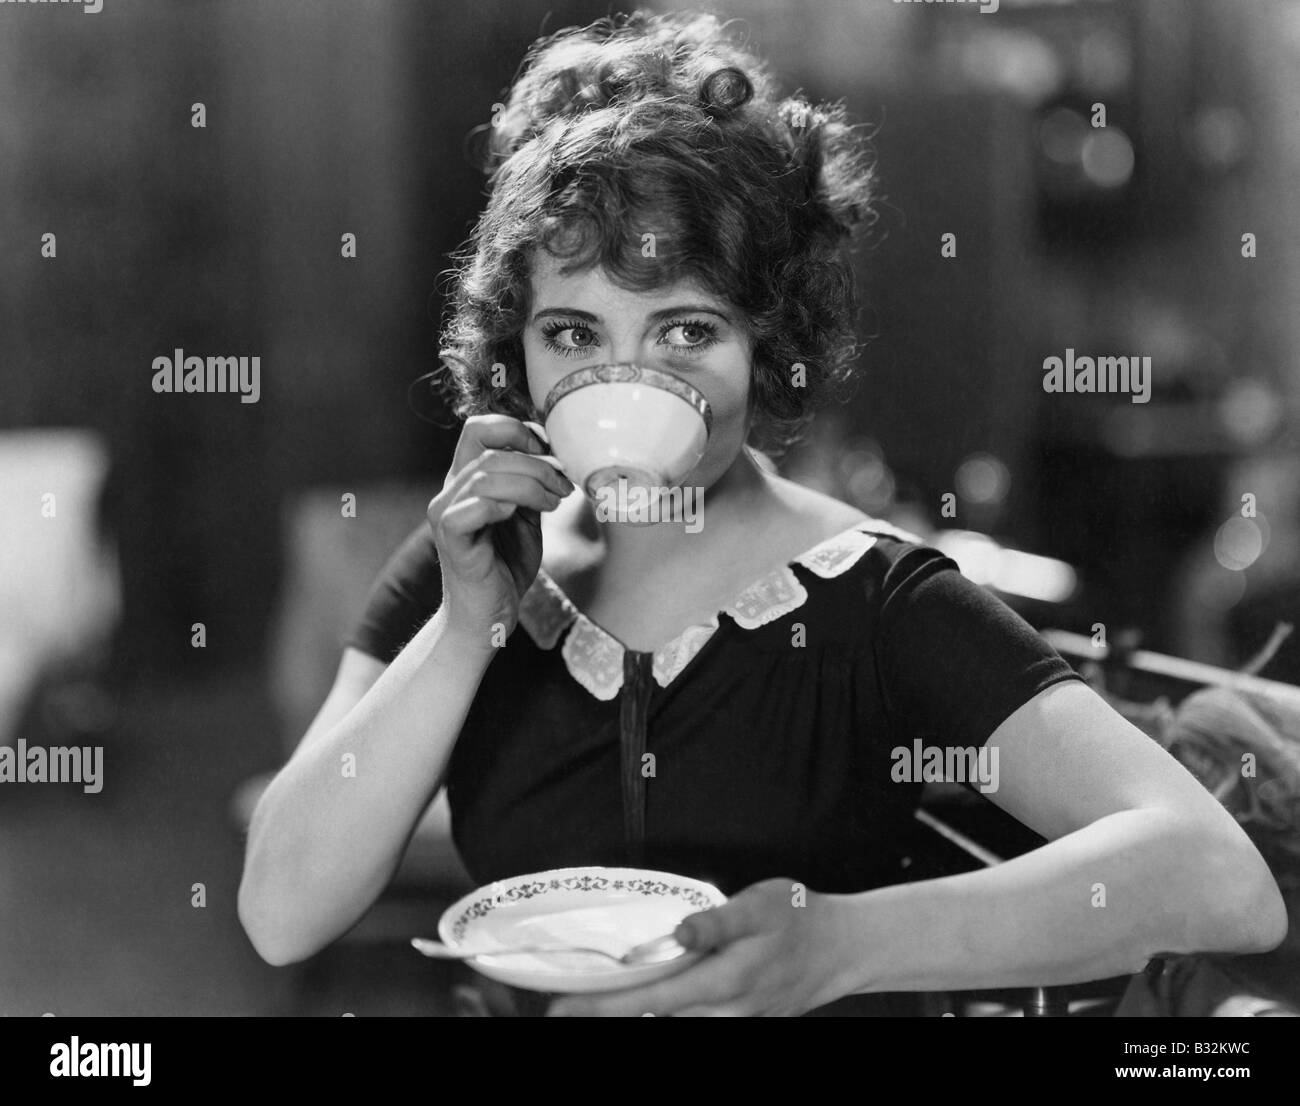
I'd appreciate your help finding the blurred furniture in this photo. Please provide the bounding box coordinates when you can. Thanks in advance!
[1042,628,1300,715]
[0,429,119,747]
[267,483,433,747]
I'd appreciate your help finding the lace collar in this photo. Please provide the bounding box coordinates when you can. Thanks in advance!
[516,517,918,701]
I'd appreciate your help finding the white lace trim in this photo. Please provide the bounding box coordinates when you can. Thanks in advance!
[561,616,624,701]
[798,525,883,579]
[652,614,721,687]
[728,566,808,630]
[519,519,900,698]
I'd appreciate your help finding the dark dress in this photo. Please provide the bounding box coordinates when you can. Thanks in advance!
[347,517,1084,1015]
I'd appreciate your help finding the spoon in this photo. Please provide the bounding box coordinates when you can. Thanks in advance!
[411,932,685,966]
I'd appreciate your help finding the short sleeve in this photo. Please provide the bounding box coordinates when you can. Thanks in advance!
[872,542,1084,750]
[344,523,443,662]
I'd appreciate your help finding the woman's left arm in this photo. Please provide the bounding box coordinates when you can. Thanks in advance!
[838,678,1287,993]
[549,680,1288,1016]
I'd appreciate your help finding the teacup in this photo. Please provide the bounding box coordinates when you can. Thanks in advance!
[540,363,712,499]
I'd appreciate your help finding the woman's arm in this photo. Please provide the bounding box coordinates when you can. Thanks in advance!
[546,680,1287,1016]
[237,615,495,966]
[239,415,571,966]
[834,679,1287,992]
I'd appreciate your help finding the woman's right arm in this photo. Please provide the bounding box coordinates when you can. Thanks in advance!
[237,618,496,965]
[238,415,574,965]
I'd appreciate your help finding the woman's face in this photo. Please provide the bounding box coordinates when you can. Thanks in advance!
[522,250,754,492]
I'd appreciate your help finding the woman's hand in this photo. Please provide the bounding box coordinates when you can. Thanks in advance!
[427,414,574,646]
[546,879,858,1017]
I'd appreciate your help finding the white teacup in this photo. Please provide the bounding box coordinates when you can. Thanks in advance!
[540,363,712,499]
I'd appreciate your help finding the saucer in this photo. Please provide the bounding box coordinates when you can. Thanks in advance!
[432,866,726,994]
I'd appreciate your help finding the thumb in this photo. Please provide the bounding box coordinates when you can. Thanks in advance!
[673,896,756,953]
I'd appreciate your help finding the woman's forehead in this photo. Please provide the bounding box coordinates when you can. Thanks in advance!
[527,253,729,317]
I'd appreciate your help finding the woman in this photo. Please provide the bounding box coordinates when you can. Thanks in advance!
[238,11,1287,1016]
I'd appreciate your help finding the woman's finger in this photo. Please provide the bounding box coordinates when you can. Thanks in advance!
[675,896,761,953]
[434,495,518,545]
[450,414,545,475]
[453,470,562,514]
[469,449,574,497]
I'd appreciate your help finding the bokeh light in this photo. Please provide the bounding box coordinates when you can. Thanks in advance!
[955,453,1010,505]
[1080,127,1135,188]
[1213,516,1264,571]
[1219,379,1283,445]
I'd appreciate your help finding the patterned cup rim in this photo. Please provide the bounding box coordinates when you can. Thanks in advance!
[540,363,713,435]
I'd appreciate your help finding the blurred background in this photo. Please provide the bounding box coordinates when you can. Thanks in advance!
[2,0,1299,1015]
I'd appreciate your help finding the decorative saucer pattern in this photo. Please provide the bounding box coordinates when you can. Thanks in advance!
[448,871,720,942]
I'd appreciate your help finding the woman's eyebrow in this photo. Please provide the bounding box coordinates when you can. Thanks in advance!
[647,304,733,324]
[531,307,599,323]
[530,304,733,324]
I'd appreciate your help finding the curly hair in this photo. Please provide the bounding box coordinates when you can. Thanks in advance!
[435,10,875,453]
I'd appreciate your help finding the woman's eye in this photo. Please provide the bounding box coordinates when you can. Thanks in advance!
[660,320,719,353]
[541,324,600,357]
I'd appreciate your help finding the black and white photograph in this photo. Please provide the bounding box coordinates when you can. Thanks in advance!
[2,0,1299,1059]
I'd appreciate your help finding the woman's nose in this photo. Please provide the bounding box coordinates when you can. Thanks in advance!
[603,334,671,367]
